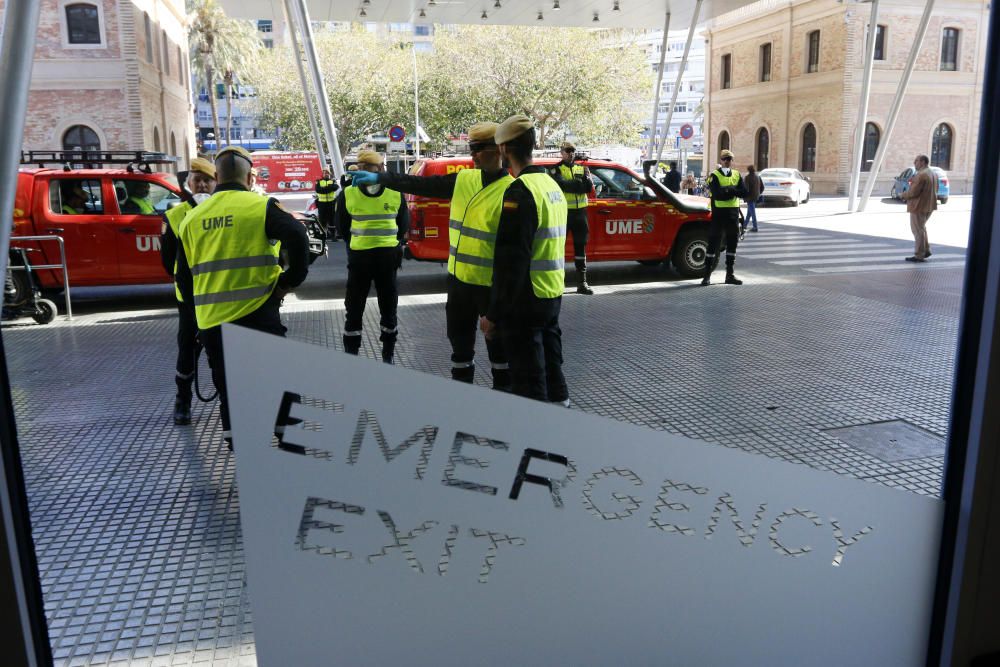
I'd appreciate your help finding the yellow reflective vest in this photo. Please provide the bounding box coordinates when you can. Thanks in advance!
[179,190,281,329]
[557,163,589,210]
[448,169,515,287]
[316,179,336,203]
[165,201,192,301]
[518,172,567,299]
[130,196,155,215]
[709,169,740,208]
[343,186,402,251]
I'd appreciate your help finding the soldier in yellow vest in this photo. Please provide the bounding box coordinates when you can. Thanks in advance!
[314,168,338,239]
[547,140,594,295]
[349,123,513,389]
[160,157,216,425]
[333,150,409,364]
[122,181,155,215]
[177,145,310,447]
[480,115,570,404]
[702,149,748,286]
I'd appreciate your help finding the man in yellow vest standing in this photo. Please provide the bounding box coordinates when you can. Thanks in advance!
[314,168,338,239]
[547,141,594,295]
[161,157,216,425]
[177,145,310,448]
[480,115,570,404]
[702,149,748,286]
[334,150,409,364]
[349,123,513,389]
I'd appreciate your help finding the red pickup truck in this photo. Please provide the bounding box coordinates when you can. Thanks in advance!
[12,166,182,295]
[402,157,714,277]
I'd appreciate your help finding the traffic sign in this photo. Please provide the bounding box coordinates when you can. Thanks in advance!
[388,125,406,142]
[679,123,694,140]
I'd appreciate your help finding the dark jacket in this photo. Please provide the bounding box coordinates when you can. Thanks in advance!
[744,172,764,201]
[663,170,682,193]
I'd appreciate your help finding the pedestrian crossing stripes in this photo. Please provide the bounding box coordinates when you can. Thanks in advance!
[738,226,966,274]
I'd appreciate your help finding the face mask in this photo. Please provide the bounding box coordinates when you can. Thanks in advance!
[192,193,211,205]
[364,184,381,195]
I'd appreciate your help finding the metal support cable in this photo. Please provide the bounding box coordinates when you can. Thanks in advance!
[282,0,326,169]
[646,11,671,161]
[848,0,881,211]
[655,0,703,165]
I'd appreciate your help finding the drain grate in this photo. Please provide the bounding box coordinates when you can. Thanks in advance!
[823,420,945,462]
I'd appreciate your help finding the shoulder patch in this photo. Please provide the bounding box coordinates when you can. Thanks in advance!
[273,200,291,215]
[503,201,519,211]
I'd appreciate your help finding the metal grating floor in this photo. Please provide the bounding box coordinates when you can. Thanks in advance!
[3,263,960,665]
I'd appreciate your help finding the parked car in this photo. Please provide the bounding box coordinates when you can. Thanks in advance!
[890,166,950,204]
[758,168,811,206]
[403,157,715,278]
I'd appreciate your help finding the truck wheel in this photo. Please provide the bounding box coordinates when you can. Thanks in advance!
[32,299,57,325]
[671,229,711,279]
[5,271,31,308]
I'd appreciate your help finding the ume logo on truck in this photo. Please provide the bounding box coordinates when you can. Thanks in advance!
[606,213,655,235]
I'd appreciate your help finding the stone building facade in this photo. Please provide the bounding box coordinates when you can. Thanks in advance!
[7,0,195,169]
[704,0,989,194]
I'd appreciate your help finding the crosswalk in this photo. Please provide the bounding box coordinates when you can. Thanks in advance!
[738,227,966,274]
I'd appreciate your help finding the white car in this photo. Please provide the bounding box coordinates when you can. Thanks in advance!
[758,168,811,206]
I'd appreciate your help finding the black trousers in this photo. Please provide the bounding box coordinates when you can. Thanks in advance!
[708,208,741,266]
[316,201,334,237]
[567,208,589,261]
[446,275,507,378]
[200,291,286,436]
[498,296,567,403]
[344,247,399,334]
[175,298,198,399]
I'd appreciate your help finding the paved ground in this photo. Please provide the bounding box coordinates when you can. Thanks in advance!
[2,202,969,665]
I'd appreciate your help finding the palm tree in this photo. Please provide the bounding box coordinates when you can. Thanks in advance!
[188,0,260,149]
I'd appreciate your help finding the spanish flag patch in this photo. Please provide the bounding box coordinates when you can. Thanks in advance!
[502,201,518,211]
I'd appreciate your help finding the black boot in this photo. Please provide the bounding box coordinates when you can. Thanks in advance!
[343,332,362,355]
[575,260,594,295]
[491,365,512,392]
[173,374,193,425]
[380,329,397,365]
[451,362,475,383]
[725,255,742,285]
[701,254,715,286]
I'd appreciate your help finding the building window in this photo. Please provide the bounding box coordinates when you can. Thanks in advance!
[941,28,960,71]
[874,25,887,61]
[65,3,101,44]
[755,127,770,170]
[414,25,431,36]
[807,30,820,73]
[719,130,730,154]
[801,123,817,172]
[721,53,732,89]
[153,127,161,153]
[862,122,880,171]
[162,30,170,75]
[262,38,274,49]
[932,123,953,170]
[177,45,184,85]
[760,43,772,82]
[170,131,178,159]
[144,13,153,62]
[257,19,272,33]
[62,124,101,151]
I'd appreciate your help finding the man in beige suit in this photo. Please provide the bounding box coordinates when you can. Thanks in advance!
[901,154,938,262]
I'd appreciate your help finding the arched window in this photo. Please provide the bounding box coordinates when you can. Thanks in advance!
[62,124,100,151]
[162,29,170,75]
[170,131,177,157]
[941,28,960,71]
[755,127,770,170]
[153,127,161,153]
[718,130,730,155]
[65,3,101,44]
[144,13,153,62]
[801,123,817,172]
[861,122,880,171]
[932,123,953,170]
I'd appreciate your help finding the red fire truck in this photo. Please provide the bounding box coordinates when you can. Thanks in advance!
[403,156,714,277]
[250,151,323,194]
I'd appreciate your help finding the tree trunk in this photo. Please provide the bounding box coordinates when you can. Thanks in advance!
[224,71,233,147]
[206,61,221,154]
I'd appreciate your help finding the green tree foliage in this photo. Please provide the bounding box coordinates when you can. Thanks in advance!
[245,24,652,153]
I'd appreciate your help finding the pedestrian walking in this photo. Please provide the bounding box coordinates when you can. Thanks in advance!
[349,123,513,389]
[743,164,763,232]
[663,161,682,193]
[177,145,310,448]
[334,150,409,364]
[160,156,216,425]
[702,149,749,286]
[547,141,594,295]
[900,154,938,262]
[481,115,570,405]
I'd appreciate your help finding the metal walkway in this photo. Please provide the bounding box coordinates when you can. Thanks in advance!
[5,238,960,664]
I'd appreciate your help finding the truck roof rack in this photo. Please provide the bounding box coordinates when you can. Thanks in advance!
[20,150,178,173]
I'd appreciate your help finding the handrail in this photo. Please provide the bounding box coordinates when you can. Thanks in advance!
[8,235,72,320]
